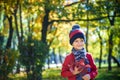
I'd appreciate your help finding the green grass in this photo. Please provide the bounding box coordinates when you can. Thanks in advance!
[8,72,27,80]
[42,68,66,80]
[95,67,120,80]
[8,67,120,80]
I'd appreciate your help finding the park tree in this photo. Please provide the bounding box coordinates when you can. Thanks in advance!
[95,0,120,70]
[0,0,20,79]
[81,0,120,70]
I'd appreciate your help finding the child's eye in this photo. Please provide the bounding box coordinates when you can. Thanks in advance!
[81,39,84,42]
[75,40,79,42]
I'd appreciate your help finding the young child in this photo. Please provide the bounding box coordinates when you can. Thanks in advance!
[61,24,98,80]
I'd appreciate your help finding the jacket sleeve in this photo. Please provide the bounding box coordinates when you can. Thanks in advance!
[61,55,75,78]
[87,53,98,79]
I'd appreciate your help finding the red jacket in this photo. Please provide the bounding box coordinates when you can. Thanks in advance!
[61,53,98,80]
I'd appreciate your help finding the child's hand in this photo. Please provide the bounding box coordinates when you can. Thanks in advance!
[82,74,90,80]
[72,66,83,75]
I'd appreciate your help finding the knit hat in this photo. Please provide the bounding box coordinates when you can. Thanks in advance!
[69,24,86,45]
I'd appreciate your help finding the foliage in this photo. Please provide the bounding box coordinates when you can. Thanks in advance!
[0,48,19,80]
[19,37,49,79]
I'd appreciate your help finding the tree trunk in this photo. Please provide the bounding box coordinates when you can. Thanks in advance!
[19,3,23,39]
[16,62,20,73]
[86,23,89,52]
[58,47,63,64]
[108,33,113,71]
[53,48,58,68]
[85,0,89,52]
[111,56,120,67]
[16,2,23,74]
[99,40,103,69]
[47,57,50,69]
[13,3,22,73]
[107,9,116,71]
[6,16,13,49]
[96,29,103,69]
[59,53,63,64]
[40,1,51,80]
[41,5,50,44]
[14,6,20,43]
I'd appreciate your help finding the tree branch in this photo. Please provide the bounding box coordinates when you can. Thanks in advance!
[49,14,120,24]
[64,0,84,7]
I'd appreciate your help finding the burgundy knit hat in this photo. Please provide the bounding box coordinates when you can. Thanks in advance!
[69,24,86,45]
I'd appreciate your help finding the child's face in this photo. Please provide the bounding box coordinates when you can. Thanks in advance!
[72,38,85,50]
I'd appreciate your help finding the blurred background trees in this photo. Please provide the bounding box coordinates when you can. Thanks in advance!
[0,0,120,80]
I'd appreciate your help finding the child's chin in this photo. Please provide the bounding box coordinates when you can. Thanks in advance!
[77,47,83,50]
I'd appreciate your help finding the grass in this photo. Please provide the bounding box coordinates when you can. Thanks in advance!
[42,68,66,80]
[95,67,120,80]
[8,67,120,80]
[8,72,27,80]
